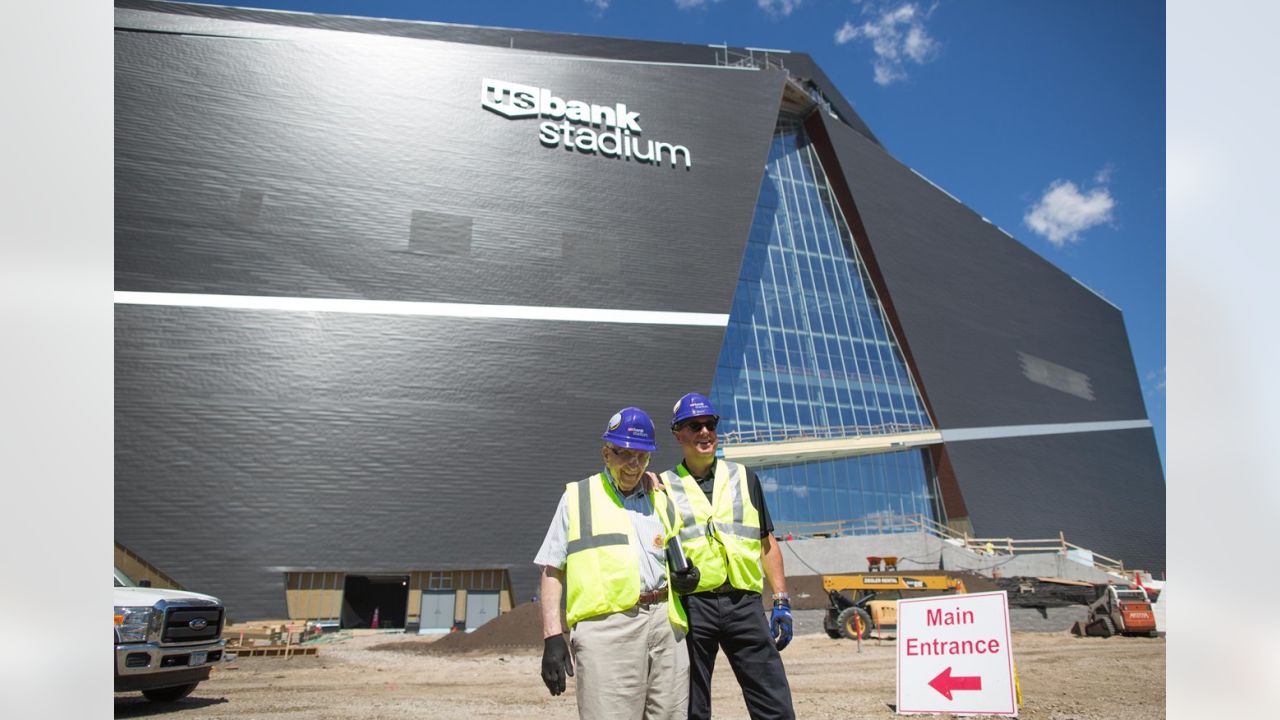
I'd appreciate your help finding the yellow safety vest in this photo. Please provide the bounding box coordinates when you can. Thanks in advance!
[563,472,689,632]
[660,459,764,594]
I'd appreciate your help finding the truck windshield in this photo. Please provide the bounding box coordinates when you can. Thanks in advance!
[114,568,137,587]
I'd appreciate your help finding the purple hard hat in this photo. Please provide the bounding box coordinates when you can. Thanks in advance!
[601,407,658,451]
[671,392,719,428]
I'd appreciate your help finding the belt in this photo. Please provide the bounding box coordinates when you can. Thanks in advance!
[637,588,668,605]
[700,581,757,596]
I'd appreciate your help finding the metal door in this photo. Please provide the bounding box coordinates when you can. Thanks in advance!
[418,590,456,634]
[465,591,500,630]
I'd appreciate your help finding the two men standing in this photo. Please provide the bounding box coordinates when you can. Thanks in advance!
[536,394,796,720]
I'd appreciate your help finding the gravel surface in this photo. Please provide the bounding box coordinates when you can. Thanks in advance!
[114,626,1164,718]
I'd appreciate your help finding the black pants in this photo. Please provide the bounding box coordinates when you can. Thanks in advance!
[682,589,795,720]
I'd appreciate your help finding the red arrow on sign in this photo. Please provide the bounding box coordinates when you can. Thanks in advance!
[928,666,983,700]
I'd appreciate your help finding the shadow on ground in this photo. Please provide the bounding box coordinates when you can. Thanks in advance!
[114,695,229,717]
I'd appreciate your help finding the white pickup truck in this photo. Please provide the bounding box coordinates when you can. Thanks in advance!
[114,567,228,702]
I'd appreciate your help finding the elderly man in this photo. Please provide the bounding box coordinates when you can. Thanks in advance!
[659,392,796,720]
[535,407,701,719]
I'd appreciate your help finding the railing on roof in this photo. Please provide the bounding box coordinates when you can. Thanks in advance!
[774,513,963,542]
[711,44,844,122]
[721,421,933,446]
[712,44,789,73]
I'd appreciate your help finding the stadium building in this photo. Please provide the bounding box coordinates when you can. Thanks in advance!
[114,0,1165,628]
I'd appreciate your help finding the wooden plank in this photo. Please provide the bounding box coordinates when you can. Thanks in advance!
[230,645,318,657]
[1034,576,1095,587]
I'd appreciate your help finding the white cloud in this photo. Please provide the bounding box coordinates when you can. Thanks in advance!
[835,21,859,44]
[873,61,906,86]
[759,0,802,16]
[675,0,712,8]
[903,24,937,62]
[1145,368,1167,394]
[1024,176,1117,247]
[834,2,940,86]
[584,0,609,13]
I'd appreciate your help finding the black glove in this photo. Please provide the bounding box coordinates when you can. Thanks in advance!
[541,634,574,696]
[671,562,701,595]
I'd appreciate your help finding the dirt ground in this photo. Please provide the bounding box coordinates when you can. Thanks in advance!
[114,627,1164,719]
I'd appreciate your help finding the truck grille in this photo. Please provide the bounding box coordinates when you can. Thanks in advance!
[162,606,223,644]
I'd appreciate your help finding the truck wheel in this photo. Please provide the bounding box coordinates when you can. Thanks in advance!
[837,607,872,640]
[1098,616,1116,638]
[142,683,197,703]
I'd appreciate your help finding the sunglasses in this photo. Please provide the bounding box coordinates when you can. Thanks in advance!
[678,419,718,433]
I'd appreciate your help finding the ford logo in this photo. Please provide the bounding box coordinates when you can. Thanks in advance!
[188,618,208,631]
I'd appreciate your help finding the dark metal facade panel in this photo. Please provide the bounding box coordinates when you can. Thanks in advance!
[815,112,1150,429]
[942,430,1166,573]
[115,15,783,312]
[116,305,726,618]
[114,5,786,616]
[117,0,880,146]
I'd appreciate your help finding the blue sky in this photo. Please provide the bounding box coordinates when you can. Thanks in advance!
[176,0,1166,462]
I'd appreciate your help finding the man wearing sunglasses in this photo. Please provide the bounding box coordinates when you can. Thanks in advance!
[534,406,702,719]
[659,392,795,720]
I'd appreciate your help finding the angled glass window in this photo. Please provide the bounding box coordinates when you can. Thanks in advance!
[711,117,932,444]
[756,449,942,533]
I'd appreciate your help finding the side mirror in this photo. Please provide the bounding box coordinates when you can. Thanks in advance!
[138,579,152,588]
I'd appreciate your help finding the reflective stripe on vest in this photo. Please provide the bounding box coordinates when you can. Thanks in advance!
[660,460,764,593]
[563,473,689,632]
[566,477,629,555]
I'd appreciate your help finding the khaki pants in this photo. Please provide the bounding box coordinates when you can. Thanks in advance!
[570,601,689,720]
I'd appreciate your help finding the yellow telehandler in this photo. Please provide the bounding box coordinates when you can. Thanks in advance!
[822,573,969,639]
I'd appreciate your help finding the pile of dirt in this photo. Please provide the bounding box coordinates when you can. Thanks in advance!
[371,601,547,655]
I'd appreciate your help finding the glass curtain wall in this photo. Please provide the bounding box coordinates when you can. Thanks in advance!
[710,116,932,445]
[757,450,941,534]
[711,115,941,532]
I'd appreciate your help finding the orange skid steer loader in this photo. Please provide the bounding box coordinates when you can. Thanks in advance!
[1072,583,1158,638]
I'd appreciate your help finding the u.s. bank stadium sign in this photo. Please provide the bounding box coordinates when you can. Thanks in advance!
[481,78,693,169]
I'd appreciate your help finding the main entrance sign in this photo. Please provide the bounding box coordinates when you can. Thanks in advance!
[481,78,693,169]
[896,591,1018,716]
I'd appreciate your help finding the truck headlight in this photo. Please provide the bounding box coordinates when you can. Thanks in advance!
[114,606,156,643]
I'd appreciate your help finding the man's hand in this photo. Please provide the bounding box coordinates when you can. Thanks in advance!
[643,471,665,492]
[541,635,574,695]
[670,562,700,594]
[770,598,793,651]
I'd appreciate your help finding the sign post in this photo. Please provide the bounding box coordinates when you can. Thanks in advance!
[896,590,1018,716]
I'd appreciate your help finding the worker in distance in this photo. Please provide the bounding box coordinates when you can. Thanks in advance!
[653,392,796,720]
[534,407,702,719]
